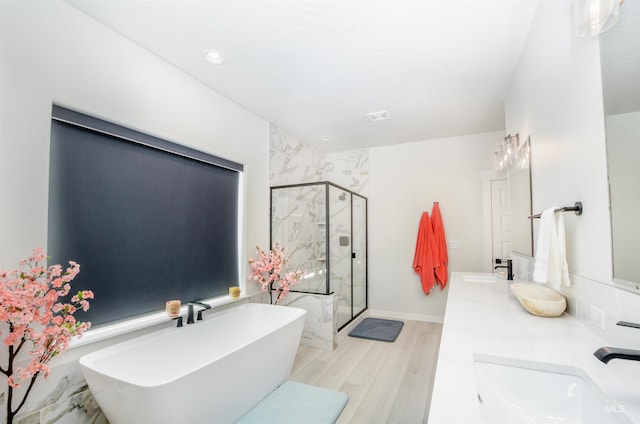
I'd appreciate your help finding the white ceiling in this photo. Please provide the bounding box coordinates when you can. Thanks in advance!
[66,0,541,152]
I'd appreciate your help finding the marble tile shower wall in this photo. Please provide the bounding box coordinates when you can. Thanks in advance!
[270,184,357,329]
[270,184,361,341]
[269,123,326,186]
[281,292,337,350]
[271,185,327,293]
[249,290,337,350]
[324,150,369,196]
[269,124,369,347]
[269,123,369,194]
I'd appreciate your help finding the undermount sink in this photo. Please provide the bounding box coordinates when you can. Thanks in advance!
[463,274,497,283]
[474,354,631,424]
[510,282,567,317]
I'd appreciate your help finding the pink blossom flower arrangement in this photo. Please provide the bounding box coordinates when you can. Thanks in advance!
[248,242,304,304]
[0,247,93,424]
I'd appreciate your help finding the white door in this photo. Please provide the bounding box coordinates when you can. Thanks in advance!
[491,179,511,268]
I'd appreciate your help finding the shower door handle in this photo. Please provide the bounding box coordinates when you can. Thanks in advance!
[352,252,356,259]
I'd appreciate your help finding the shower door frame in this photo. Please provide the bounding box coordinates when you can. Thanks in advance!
[269,181,368,330]
[348,189,368,330]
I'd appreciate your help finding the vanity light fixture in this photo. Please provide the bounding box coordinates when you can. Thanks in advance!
[203,49,225,64]
[493,134,530,171]
[572,0,622,37]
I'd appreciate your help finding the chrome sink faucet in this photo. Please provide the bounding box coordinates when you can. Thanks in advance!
[494,258,513,280]
[187,301,212,324]
[594,321,640,363]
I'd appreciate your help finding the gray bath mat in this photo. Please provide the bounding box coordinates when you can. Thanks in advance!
[348,317,404,342]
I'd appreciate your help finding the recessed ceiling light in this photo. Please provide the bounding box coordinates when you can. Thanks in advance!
[320,136,330,141]
[203,50,225,64]
[366,110,390,122]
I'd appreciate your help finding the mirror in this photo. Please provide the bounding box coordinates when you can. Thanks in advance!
[509,136,534,257]
[601,0,640,291]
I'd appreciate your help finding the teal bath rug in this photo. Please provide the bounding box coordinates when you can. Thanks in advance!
[236,381,349,424]
[348,317,404,342]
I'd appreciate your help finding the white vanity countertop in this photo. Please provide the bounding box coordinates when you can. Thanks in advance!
[428,272,640,424]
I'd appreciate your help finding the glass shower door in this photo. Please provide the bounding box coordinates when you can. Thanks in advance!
[352,194,367,317]
[271,182,367,331]
[329,186,352,329]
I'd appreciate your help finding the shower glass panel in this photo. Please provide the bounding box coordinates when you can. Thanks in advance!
[352,194,367,318]
[329,186,352,329]
[270,182,367,330]
[270,184,327,294]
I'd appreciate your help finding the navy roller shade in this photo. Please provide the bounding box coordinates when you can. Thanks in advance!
[48,105,242,326]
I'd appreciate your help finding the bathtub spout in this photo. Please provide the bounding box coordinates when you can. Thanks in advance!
[187,301,212,324]
[173,316,183,328]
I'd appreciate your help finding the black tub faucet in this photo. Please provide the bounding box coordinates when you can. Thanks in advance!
[494,258,513,280]
[187,301,212,324]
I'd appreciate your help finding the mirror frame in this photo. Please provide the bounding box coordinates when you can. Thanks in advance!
[508,136,534,257]
[600,0,640,293]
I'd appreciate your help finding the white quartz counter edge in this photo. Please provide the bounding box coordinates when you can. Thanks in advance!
[428,272,640,424]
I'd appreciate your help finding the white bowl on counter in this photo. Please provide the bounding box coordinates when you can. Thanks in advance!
[510,282,567,317]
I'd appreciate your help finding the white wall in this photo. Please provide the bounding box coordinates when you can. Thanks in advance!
[0,1,270,281]
[505,0,611,283]
[0,1,269,420]
[368,131,501,321]
[505,0,640,344]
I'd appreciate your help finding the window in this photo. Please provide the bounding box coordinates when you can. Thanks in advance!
[48,105,242,326]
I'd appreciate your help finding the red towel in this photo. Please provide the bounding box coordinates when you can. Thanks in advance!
[413,212,437,294]
[431,202,449,289]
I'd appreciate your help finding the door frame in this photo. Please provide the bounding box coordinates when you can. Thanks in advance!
[481,170,508,273]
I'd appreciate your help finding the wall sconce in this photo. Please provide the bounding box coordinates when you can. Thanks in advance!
[494,134,530,171]
[572,0,622,37]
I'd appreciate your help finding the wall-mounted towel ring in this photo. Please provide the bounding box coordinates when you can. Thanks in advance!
[529,202,582,219]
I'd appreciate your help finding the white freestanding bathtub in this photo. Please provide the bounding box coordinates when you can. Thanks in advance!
[79,303,306,424]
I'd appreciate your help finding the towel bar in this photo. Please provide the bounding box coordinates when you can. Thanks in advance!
[529,201,582,219]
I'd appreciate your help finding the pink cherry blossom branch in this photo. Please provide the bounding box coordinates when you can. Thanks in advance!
[248,242,305,305]
[1,248,93,424]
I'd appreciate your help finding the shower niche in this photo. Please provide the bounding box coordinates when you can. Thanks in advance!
[271,182,367,330]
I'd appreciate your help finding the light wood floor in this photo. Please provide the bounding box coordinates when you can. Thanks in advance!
[289,319,443,424]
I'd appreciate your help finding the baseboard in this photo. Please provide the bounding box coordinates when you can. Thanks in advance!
[366,309,444,324]
[336,312,369,343]
[335,309,443,345]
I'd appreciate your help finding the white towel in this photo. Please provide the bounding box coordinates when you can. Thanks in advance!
[533,207,570,287]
